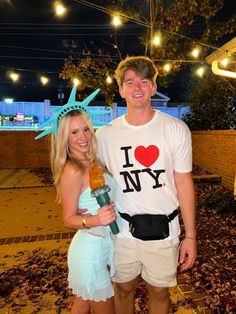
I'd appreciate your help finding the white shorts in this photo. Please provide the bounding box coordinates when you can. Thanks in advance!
[112,237,179,287]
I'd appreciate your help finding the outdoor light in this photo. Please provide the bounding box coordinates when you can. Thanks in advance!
[40,76,49,85]
[163,63,171,72]
[206,37,236,79]
[106,75,112,84]
[9,72,19,82]
[152,33,161,46]
[55,2,66,16]
[73,78,81,86]
[220,58,229,67]
[191,48,200,58]
[212,61,236,79]
[196,66,205,77]
[112,15,122,27]
[4,98,13,104]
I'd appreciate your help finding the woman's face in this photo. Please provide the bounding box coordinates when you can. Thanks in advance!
[67,115,93,159]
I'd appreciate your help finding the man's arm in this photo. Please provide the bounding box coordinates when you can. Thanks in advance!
[174,171,197,271]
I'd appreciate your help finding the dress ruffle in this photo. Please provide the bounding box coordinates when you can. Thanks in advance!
[68,231,115,301]
[68,282,114,302]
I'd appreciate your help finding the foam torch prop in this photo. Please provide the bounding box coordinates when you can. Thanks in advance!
[89,162,119,235]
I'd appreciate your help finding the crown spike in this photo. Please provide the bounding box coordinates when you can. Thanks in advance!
[35,87,110,140]
[67,85,77,104]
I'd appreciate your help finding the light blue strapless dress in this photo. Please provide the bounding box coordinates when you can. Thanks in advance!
[67,174,121,302]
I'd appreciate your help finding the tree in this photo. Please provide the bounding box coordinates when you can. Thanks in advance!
[59,51,117,106]
[59,0,236,104]
[182,74,236,130]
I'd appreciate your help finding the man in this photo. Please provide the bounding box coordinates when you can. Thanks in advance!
[96,56,197,314]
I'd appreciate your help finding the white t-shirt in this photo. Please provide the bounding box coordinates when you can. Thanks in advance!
[96,110,193,239]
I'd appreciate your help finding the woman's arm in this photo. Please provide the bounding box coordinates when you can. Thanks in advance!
[60,164,116,230]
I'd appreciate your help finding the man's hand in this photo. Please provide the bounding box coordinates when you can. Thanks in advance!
[77,208,90,215]
[179,237,197,271]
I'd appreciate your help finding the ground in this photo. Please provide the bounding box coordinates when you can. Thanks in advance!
[0,168,235,313]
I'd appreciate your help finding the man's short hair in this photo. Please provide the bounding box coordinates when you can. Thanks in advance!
[114,56,158,87]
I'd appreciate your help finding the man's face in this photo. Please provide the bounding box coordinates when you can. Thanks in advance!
[119,69,156,108]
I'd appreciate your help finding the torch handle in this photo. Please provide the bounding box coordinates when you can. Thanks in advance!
[96,193,119,235]
[109,221,120,235]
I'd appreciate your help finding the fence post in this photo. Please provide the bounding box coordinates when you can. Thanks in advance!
[113,103,118,119]
[177,104,181,119]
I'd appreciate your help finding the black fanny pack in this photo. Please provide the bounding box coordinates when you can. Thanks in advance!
[119,209,178,241]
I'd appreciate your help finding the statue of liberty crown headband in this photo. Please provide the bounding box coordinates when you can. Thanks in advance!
[35,86,111,140]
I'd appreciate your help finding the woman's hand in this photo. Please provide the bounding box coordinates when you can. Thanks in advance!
[97,201,116,226]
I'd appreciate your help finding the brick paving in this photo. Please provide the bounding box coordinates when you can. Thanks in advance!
[0,169,209,313]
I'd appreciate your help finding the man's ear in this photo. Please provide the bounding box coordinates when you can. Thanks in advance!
[151,83,157,96]
[119,86,126,99]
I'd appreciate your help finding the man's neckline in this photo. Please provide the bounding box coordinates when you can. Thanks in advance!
[125,109,155,126]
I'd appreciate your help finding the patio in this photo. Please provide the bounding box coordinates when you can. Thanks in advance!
[0,168,235,313]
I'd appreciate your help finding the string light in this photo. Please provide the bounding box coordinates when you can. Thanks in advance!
[74,0,231,61]
[191,48,200,58]
[74,0,226,54]
[9,71,19,82]
[106,75,113,84]
[2,2,234,89]
[73,78,81,86]
[163,63,171,72]
[152,33,162,47]
[112,15,122,27]
[196,66,205,77]
[55,2,66,16]
[40,76,49,85]
[74,0,148,27]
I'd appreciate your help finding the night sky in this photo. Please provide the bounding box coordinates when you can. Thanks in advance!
[0,0,235,104]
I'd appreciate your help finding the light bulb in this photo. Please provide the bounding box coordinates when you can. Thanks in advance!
[41,76,49,85]
[163,63,171,72]
[55,2,66,16]
[153,35,161,46]
[112,15,121,27]
[106,76,112,84]
[192,48,200,58]
[73,78,81,86]
[196,66,205,77]
[9,72,19,82]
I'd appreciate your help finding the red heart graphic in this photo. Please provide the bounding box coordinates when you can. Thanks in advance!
[134,145,159,167]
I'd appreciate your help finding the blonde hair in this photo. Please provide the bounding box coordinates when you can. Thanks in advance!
[50,110,97,201]
[115,56,158,88]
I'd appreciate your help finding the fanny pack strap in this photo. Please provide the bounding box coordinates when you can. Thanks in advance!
[167,209,178,221]
[119,212,132,223]
[119,209,178,223]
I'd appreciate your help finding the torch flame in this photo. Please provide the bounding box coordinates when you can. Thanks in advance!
[89,162,105,190]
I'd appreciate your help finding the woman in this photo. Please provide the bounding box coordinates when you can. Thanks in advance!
[50,109,117,314]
